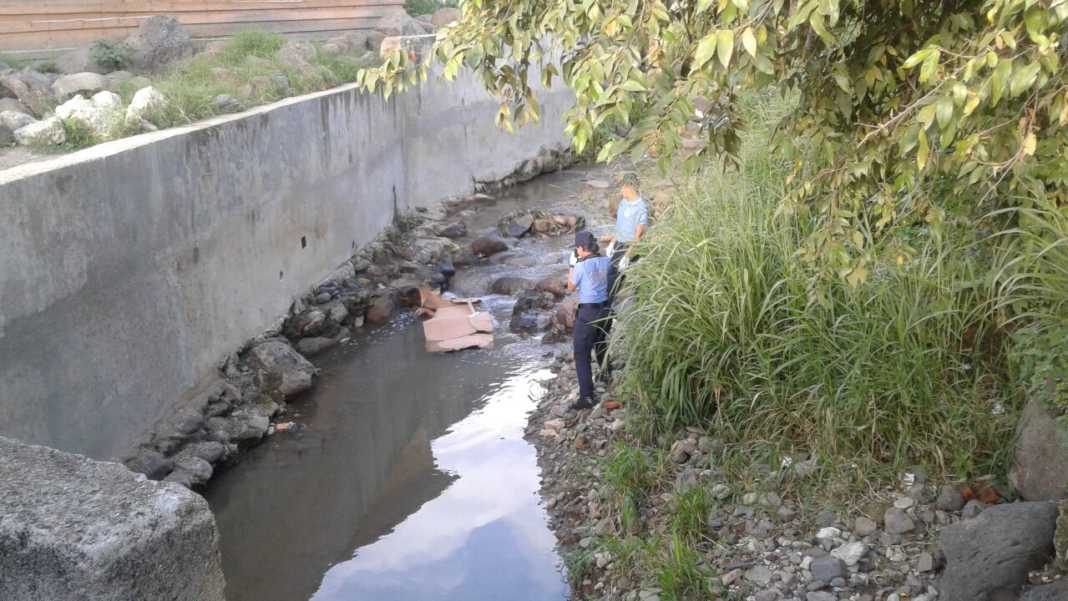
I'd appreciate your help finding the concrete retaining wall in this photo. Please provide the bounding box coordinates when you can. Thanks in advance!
[0,72,572,459]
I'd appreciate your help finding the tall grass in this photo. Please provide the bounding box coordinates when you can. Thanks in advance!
[616,96,1017,481]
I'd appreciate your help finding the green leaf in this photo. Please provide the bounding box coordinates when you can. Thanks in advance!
[917,128,929,170]
[742,27,758,57]
[919,49,941,83]
[621,79,648,92]
[903,48,932,69]
[694,33,718,69]
[936,96,954,128]
[991,59,1011,106]
[716,29,735,69]
[1009,62,1040,98]
[697,0,715,13]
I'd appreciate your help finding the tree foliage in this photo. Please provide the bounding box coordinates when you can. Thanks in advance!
[360,0,1068,280]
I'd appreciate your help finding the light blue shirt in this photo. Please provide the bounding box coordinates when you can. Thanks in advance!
[571,256,610,304]
[615,197,649,243]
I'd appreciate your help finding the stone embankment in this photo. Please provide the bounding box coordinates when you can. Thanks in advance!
[122,148,576,488]
[527,358,1068,601]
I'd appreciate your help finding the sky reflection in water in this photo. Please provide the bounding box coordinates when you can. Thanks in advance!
[310,367,568,601]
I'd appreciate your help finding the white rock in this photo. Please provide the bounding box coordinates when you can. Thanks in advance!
[894,496,916,509]
[125,86,166,125]
[91,90,122,110]
[14,116,66,146]
[831,541,868,566]
[55,93,121,137]
[816,526,841,540]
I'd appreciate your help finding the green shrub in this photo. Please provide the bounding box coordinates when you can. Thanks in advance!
[405,0,458,16]
[90,39,131,71]
[616,96,1017,481]
[59,118,100,150]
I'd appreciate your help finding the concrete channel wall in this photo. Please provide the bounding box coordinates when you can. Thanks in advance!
[0,72,573,460]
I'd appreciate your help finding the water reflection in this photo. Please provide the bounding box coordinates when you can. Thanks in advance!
[312,367,565,601]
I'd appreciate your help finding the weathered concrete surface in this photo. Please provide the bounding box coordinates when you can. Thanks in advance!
[0,435,226,600]
[0,70,571,459]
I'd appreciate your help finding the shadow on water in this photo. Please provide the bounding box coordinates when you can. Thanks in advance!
[206,166,612,601]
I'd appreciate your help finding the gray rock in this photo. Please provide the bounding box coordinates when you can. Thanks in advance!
[936,483,967,511]
[0,436,225,601]
[168,455,213,487]
[1,70,52,115]
[961,499,986,520]
[105,70,134,88]
[296,336,339,357]
[499,213,535,237]
[124,16,194,72]
[229,410,270,442]
[375,11,430,36]
[51,72,106,99]
[746,564,774,585]
[436,220,468,238]
[830,541,867,566]
[180,441,226,464]
[884,507,916,534]
[806,592,836,601]
[56,46,106,75]
[815,509,837,527]
[916,551,936,572]
[123,448,174,480]
[431,7,462,27]
[1011,398,1068,501]
[247,339,318,397]
[212,94,243,113]
[810,556,847,583]
[0,98,30,115]
[854,516,878,536]
[365,293,396,325]
[940,501,1058,601]
[470,236,509,257]
[754,590,781,601]
[491,276,536,296]
[1020,578,1068,601]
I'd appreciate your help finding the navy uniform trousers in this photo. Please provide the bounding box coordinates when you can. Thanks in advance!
[573,303,610,400]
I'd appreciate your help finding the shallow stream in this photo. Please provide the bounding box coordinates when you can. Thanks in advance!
[206,166,613,601]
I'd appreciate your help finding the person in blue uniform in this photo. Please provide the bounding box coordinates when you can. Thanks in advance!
[607,174,649,304]
[567,230,611,411]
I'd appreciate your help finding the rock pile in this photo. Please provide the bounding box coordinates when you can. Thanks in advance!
[527,357,1068,601]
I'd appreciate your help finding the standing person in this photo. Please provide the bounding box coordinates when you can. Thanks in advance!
[568,230,611,411]
[607,173,649,304]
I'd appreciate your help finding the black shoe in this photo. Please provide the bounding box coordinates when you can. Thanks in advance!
[569,397,596,411]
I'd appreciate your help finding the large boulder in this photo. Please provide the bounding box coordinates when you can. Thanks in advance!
[365,293,396,325]
[246,339,318,398]
[1010,398,1068,501]
[124,16,194,72]
[0,436,226,601]
[14,116,65,146]
[939,501,1058,601]
[278,41,315,71]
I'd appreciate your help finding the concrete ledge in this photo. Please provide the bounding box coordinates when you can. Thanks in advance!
[0,435,226,601]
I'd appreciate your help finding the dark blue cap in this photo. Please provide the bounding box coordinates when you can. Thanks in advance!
[574,230,596,249]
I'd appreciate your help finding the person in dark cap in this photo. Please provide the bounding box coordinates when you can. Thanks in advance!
[567,230,611,410]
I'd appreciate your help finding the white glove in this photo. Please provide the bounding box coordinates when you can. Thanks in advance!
[569,251,578,268]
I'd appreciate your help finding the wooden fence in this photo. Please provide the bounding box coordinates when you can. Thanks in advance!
[0,0,406,54]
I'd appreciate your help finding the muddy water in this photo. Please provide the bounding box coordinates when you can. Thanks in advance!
[206,166,613,601]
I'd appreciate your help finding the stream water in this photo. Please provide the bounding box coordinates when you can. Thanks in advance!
[206,166,612,601]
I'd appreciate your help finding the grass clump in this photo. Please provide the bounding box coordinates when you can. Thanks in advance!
[405,0,458,15]
[616,95,1018,484]
[90,39,132,71]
